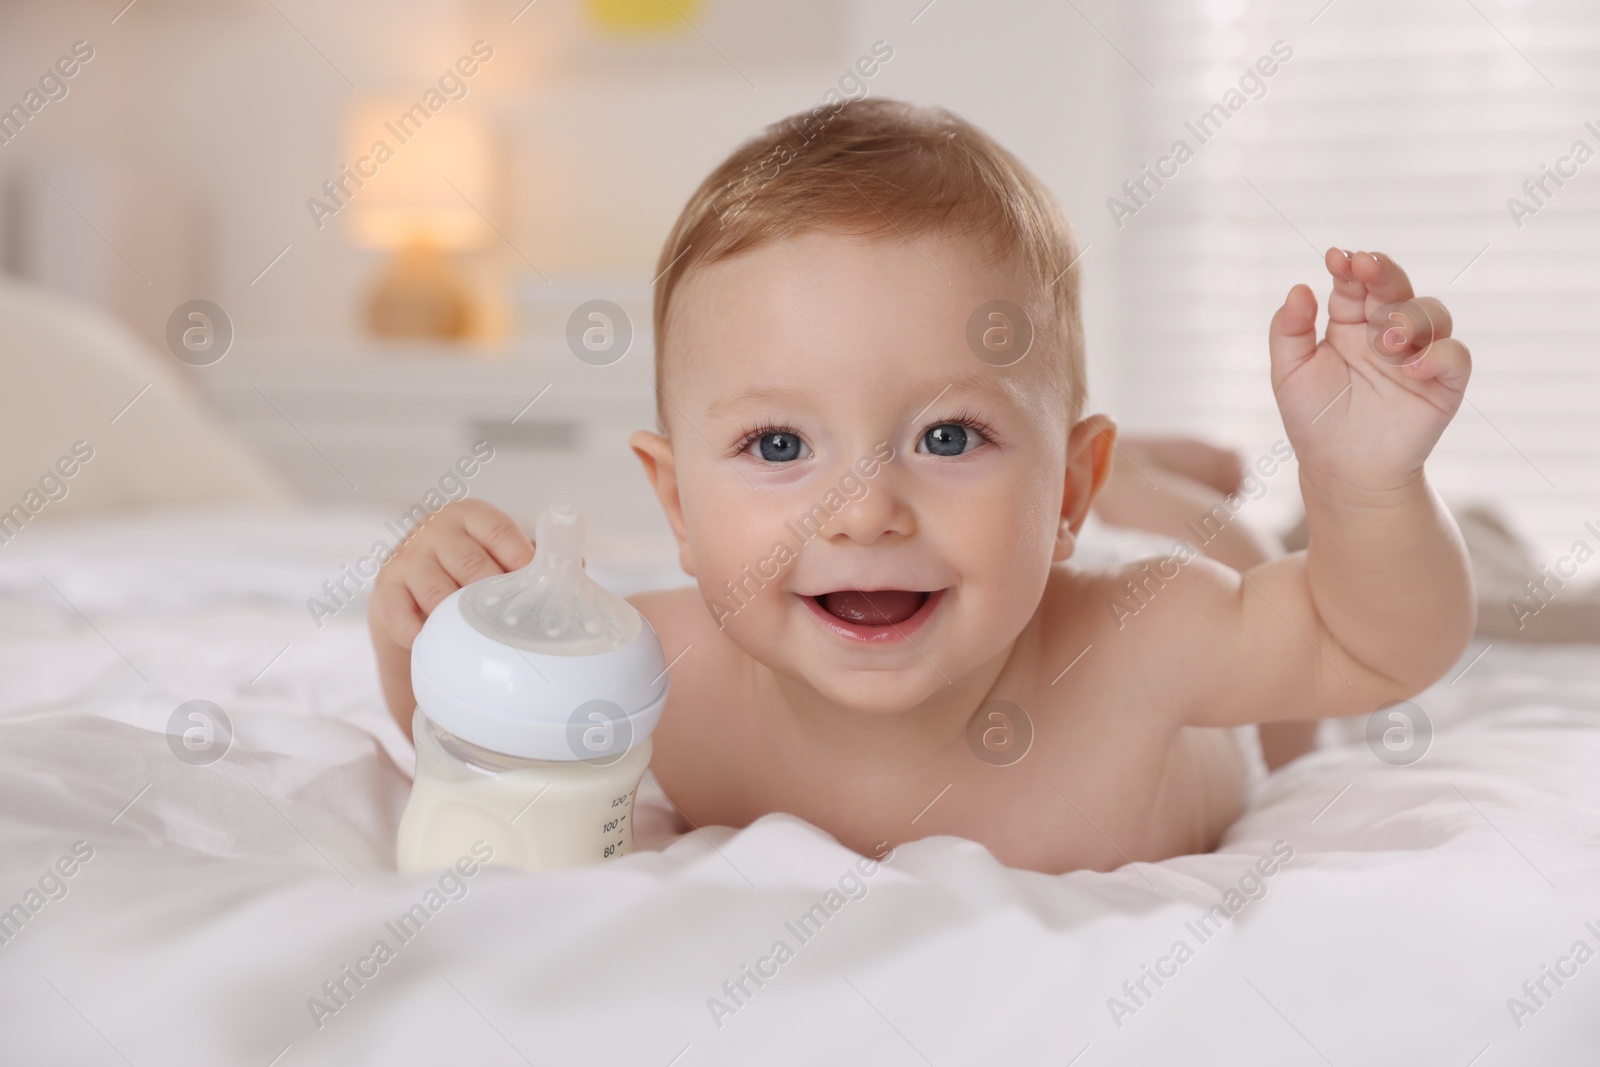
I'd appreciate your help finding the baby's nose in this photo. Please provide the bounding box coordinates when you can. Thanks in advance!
[820,463,912,545]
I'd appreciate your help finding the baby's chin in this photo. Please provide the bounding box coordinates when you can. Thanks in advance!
[749,625,1013,716]
[789,661,957,716]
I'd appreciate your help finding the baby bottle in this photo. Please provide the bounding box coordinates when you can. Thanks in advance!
[396,504,668,874]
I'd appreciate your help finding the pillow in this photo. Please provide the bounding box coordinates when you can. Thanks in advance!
[0,276,294,534]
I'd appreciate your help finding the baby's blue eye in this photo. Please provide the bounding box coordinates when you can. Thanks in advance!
[920,423,972,457]
[757,431,807,462]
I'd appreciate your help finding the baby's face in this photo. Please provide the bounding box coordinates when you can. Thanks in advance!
[642,230,1076,713]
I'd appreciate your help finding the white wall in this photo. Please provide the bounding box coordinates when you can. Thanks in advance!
[0,0,1121,367]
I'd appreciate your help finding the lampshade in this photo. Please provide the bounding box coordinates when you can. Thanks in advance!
[340,97,494,251]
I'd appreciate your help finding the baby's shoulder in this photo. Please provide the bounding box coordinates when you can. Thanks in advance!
[627,584,759,687]
[1033,550,1237,676]
[629,583,720,650]
[1012,558,1224,732]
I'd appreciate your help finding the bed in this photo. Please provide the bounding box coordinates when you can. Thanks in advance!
[2,506,1598,1065]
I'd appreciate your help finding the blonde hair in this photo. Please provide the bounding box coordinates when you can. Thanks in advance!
[651,97,1085,425]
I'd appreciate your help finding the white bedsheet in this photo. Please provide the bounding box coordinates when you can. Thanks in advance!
[1,507,1597,1065]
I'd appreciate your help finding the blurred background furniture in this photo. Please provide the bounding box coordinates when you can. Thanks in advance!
[0,273,294,523]
[2,0,1598,559]
[194,321,672,556]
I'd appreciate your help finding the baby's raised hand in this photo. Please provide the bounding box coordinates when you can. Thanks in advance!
[1268,249,1470,497]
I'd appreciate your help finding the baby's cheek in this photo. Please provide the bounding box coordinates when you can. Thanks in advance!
[958,484,1057,562]
[981,553,1052,623]
[688,504,789,594]
[957,502,1056,618]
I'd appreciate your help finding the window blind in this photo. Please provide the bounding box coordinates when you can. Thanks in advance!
[1111,0,1600,556]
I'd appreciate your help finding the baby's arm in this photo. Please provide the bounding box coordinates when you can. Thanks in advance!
[1155,250,1475,726]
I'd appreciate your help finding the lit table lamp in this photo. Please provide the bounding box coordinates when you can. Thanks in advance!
[341,99,495,340]
[586,0,702,31]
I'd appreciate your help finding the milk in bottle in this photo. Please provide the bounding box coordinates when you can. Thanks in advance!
[396,504,668,873]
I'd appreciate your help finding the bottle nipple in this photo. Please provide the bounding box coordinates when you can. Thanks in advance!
[460,504,640,655]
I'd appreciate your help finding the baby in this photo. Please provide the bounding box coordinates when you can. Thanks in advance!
[369,99,1475,876]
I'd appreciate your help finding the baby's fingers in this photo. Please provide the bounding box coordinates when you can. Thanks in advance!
[1322,248,1365,324]
[459,502,535,571]
[371,580,427,649]
[1400,336,1471,393]
[405,557,463,618]
[1350,250,1415,307]
[1268,283,1319,378]
[1367,296,1453,363]
[1326,249,1417,326]
[435,532,510,588]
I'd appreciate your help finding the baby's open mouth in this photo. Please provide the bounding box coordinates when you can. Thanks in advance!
[813,590,931,627]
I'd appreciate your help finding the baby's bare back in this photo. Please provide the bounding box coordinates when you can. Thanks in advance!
[633,565,1249,877]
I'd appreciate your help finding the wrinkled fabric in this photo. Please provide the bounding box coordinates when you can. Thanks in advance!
[1,507,1596,1065]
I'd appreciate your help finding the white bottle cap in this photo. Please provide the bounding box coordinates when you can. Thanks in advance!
[410,505,668,762]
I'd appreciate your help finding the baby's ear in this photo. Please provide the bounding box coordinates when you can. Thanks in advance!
[1056,413,1116,560]
[629,430,695,576]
